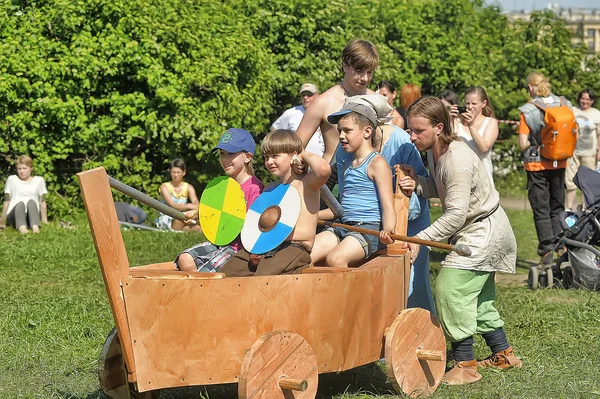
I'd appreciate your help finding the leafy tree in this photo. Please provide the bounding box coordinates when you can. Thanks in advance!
[0,0,598,216]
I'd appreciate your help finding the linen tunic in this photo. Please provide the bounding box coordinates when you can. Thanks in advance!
[415,140,516,273]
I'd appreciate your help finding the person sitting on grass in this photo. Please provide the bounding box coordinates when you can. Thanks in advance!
[219,130,330,277]
[157,158,201,232]
[177,128,264,272]
[0,155,48,234]
[309,98,396,268]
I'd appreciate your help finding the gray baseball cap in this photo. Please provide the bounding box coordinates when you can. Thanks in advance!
[327,95,392,127]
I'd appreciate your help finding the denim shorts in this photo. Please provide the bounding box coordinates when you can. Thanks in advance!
[325,221,382,258]
[175,242,236,273]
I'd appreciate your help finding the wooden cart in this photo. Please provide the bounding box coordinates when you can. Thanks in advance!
[78,167,446,399]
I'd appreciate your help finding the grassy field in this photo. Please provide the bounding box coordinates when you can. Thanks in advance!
[1,206,599,399]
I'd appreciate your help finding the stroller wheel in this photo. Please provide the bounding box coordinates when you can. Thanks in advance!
[539,266,555,289]
[528,266,539,290]
[561,264,574,289]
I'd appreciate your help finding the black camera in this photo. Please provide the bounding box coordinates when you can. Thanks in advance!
[457,106,468,114]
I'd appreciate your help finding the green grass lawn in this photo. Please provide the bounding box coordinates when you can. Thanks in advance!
[0,207,599,399]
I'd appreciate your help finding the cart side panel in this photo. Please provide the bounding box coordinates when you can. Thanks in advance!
[77,167,137,378]
[122,255,407,392]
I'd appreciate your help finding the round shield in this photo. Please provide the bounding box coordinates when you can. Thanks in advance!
[241,184,301,254]
[199,176,246,246]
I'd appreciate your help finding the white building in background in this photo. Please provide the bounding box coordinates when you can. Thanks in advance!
[505,5,600,54]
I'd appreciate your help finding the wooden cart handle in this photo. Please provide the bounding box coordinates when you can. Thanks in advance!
[279,377,308,391]
[416,349,445,361]
[317,220,472,257]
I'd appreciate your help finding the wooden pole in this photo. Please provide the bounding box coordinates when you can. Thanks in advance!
[317,220,472,257]
[107,175,188,222]
[415,349,445,361]
[279,377,308,391]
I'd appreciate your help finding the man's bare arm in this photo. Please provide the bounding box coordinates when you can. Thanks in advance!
[296,97,326,149]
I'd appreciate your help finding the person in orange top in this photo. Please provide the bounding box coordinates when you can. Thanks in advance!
[517,72,571,265]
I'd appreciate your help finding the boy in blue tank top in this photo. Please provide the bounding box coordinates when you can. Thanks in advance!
[310,99,396,267]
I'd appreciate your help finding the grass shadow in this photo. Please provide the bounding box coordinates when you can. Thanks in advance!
[315,363,395,398]
[153,364,394,398]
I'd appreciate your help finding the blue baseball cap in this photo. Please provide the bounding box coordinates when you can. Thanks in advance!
[214,128,256,155]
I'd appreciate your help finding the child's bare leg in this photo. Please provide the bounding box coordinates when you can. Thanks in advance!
[182,224,203,233]
[171,219,185,231]
[310,231,339,266]
[177,253,197,272]
[325,236,366,268]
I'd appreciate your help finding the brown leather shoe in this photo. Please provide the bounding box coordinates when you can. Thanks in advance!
[442,359,482,385]
[477,346,522,369]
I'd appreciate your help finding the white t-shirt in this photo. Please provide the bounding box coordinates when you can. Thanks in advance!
[456,117,494,185]
[271,105,325,157]
[4,175,47,214]
[574,107,600,157]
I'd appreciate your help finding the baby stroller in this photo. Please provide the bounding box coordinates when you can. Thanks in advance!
[528,165,600,290]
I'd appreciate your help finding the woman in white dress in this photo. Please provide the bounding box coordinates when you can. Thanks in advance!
[456,86,499,184]
[566,88,600,210]
[1,155,48,234]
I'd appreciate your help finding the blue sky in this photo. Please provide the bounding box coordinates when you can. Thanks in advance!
[489,0,599,11]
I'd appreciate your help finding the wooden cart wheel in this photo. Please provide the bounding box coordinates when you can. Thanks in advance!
[239,330,318,399]
[98,327,160,399]
[385,308,446,398]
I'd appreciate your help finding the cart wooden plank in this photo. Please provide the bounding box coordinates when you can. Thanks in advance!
[122,256,407,392]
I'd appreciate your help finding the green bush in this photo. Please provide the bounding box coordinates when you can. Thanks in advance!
[0,0,280,215]
[0,0,598,217]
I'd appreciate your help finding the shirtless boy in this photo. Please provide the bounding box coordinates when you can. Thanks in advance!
[296,39,379,163]
[219,130,331,277]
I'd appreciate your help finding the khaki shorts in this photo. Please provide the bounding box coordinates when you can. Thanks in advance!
[566,155,596,190]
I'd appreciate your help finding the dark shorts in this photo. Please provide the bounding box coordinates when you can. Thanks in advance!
[175,242,236,273]
[219,242,311,277]
[325,221,382,258]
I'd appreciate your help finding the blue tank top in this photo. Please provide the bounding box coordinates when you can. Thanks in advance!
[340,151,381,223]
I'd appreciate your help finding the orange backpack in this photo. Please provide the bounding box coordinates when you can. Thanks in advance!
[532,97,578,161]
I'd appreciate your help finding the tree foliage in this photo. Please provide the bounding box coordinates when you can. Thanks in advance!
[0,0,598,215]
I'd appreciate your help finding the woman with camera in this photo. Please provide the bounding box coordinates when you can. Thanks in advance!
[565,88,600,210]
[455,86,499,185]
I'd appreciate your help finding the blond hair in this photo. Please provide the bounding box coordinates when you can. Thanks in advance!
[526,72,551,97]
[465,86,495,118]
[400,83,422,109]
[342,39,379,72]
[262,130,303,155]
[407,97,458,147]
[16,155,33,168]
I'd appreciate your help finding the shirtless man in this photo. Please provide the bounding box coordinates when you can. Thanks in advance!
[296,39,379,163]
[219,130,330,276]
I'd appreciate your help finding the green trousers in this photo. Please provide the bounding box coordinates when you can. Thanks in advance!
[434,268,504,342]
